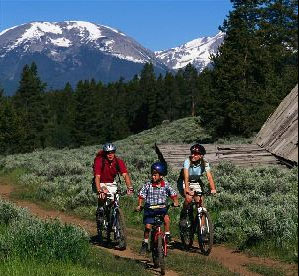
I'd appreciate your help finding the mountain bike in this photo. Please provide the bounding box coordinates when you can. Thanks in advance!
[96,186,127,250]
[137,204,173,275]
[179,190,214,255]
[149,204,174,276]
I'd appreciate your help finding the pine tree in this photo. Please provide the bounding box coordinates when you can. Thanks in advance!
[13,63,48,152]
[0,97,25,154]
[210,1,271,136]
[139,63,157,129]
[182,64,199,117]
[164,72,180,121]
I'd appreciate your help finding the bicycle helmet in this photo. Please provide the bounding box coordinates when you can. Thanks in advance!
[103,143,116,152]
[151,162,167,176]
[190,144,206,155]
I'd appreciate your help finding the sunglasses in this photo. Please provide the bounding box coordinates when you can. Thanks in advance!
[106,151,115,154]
[191,151,201,156]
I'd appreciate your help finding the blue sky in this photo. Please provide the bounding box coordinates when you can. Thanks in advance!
[0,0,232,51]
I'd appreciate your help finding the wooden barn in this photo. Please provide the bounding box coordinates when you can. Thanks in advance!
[156,84,298,170]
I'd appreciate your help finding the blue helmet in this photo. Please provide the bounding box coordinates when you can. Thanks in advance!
[151,162,167,176]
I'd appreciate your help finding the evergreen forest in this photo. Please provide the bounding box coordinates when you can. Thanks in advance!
[0,0,298,155]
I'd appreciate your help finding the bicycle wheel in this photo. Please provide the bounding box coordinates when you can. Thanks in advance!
[179,209,194,250]
[96,208,105,244]
[197,211,213,256]
[115,209,127,250]
[157,235,165,275]
[151,232,159,268]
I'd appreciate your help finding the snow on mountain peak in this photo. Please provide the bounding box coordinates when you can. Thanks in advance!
[0,21,166,66]
[65,21,105,41]
[155,31,225,71]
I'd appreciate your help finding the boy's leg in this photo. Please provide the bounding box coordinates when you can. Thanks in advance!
[164,215,172,243]
[140,224,151,255]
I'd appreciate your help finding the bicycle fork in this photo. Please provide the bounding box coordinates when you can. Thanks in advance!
[197,206,209,234]
[153,227,167,257]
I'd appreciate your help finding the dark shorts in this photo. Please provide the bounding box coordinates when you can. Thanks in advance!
[143,205,167,225]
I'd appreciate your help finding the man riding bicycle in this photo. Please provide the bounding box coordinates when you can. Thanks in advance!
[179,144,216,228]
[93,143,134,230]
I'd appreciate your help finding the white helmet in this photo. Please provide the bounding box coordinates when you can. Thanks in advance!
[103,143,116,152]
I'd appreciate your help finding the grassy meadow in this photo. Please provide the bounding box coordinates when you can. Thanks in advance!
[0,116,298,264]
[0,199,151,276]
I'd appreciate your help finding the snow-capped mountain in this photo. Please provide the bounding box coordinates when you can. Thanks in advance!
[0,21,169,95]
[155,31,224,71]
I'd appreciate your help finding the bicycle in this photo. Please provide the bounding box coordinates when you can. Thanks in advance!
[179,190,214,255]
[139,204,174,276]
[96,185,127,250]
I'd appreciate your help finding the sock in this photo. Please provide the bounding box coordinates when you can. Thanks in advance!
[144,239,149,243]
[165,232,170,235]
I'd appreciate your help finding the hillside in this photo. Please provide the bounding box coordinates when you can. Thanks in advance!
[0,116,297,267]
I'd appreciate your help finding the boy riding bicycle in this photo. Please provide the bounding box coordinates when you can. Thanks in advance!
[136,162,179,255]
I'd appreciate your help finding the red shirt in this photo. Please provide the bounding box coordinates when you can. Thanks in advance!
[93,156,128,183]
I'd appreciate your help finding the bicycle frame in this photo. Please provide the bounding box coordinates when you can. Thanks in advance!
[97,184,127,246]
[106,188,125,235]
[151,222,167,257]
[149,205,172,257]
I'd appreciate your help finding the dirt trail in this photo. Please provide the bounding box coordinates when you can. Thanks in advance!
[0,182,297,276]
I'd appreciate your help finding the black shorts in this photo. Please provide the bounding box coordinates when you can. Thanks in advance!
[143,205,167,225]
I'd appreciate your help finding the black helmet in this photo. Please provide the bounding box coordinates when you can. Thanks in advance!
[151,162,167,176]
[190,144,206,155]
[103,143,116,152]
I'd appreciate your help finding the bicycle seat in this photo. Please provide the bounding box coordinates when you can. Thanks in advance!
[153,215,165,226]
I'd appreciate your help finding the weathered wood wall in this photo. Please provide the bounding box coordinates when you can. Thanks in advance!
[156,143,284,171]
[254,84,298,165]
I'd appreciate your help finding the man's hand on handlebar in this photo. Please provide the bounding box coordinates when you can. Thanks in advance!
[98,187,108,199]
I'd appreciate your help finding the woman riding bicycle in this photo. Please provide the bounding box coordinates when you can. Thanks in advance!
[179,144,216,227]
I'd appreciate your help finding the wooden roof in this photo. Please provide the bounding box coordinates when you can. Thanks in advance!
[156,143,284,171]
[254,84,298,165]
[156,85,298,170]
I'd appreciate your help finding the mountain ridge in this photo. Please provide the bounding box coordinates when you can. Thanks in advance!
[0,21,223,95]
[154,31,224,71]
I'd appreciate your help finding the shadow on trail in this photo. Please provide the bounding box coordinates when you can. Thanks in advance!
[89,235,162,275]
[169,240,203,255]
[89,235,121,250]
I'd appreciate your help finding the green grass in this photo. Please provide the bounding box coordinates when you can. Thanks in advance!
[128,238,239,276]
[0,248,151,276]
[246,263,288,276]
[0,200,151,276]
[244,239,298,264]
[0,116,297,264]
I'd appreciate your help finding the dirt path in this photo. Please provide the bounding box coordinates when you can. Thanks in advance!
[0,181,297,276]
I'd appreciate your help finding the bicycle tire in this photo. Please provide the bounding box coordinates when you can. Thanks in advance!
[179,210,194,250]
[151,232,159,268]
[157,235,165,275]
[96,209,104,244]
[197,210,213,256]
[115,209,127,250]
